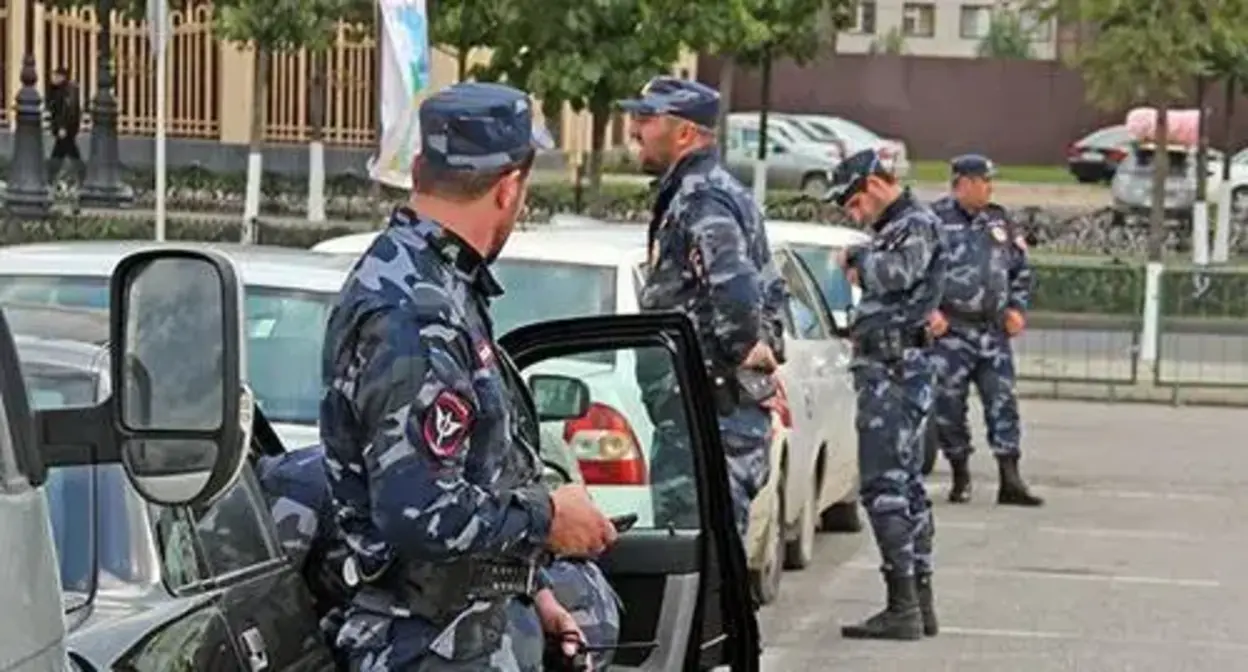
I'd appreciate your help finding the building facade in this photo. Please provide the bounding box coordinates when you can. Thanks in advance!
[835,0,1058,60]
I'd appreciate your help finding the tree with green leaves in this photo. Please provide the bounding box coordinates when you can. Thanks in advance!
[474,0,686,190]
[976,12,1034,59]
[429,0,508,81]
[213,0,344,234]
[1040,0,1222,259]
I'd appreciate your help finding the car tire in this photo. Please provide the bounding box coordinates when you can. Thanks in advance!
[801,174,829,197]
[783,470,818,570]
[921,420,939,476]
[819,500,862,533]
[1074,173,1099,184]
[750,477,785,606]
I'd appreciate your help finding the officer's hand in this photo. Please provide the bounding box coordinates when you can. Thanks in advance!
[845,267,860,287]
[741,341,779,373]
[928,310,949,338]
[1004,309,1026,337]
[837,246,853,269]
[536,589,588,649]
[548,485,616,557]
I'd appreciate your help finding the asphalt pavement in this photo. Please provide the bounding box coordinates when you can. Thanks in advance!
[757,400,1248,672]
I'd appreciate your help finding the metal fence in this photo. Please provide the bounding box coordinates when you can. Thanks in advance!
[1023,261,1248,400]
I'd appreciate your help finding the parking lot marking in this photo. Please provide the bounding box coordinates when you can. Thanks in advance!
[941,626,1248,652]
[841,562,1221,588]
[1037,525,1205,541]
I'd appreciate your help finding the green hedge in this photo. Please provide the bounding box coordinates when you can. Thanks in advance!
[110,167,837,223]
[1031,262,1145,316]
[1159,268,1248,319]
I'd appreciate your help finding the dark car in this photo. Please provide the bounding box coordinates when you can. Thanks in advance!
[0,251,761,672]
[1066,125,1131,183]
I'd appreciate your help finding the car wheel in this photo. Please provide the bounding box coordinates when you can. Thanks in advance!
[1074,172,1099,184]
[783,470,817,570]
[750,477,785,606]
[801,174,829,197]
[921,419,939,476]
[820,500,862,533]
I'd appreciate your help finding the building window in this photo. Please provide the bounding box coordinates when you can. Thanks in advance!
[853,1,877,34]
[902,3,936,37]
[1020,10,1052,40]
[959,5,992,39]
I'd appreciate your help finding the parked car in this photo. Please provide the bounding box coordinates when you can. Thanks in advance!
[0,248,762,671]
[776,114,912,178]
[1066,124,1132,183]
[723,114,839,195]
[1109,142,1228,223]
[762,220,944,475]
[315,220,863,607]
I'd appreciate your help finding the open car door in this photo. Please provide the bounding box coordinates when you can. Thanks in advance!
[499,312,760,672]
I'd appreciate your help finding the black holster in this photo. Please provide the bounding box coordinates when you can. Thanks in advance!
[853,327,931,362]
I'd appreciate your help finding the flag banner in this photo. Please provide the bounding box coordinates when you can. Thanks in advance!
[369,0,430,189]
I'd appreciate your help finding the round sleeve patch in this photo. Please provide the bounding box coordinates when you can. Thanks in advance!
[422,389,474,458]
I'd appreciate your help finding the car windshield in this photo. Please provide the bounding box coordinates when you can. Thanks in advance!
[740,124,798,148]
[812,118,879,146]
[0,275,337,425]
[1083,125,1128,146]
[783,119,831,143]
[492,259,617,365]
[789,243,855,313]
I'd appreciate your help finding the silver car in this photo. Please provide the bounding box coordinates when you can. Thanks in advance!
[723,115,839,195]
[1110,143,1224,223]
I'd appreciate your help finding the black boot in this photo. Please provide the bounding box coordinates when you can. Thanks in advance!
[841,572,924,640]
[947,456,972,503]
[997,455,1044,506]
[915,573,938,636]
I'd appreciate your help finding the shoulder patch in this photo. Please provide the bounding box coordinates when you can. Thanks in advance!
[990,226,1008,243]
[422,390,474,459]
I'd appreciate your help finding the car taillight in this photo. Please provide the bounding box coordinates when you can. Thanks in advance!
[563,402,648,485]
[1105,148,1126,163]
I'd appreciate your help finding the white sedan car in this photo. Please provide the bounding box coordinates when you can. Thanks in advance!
[315,219,864,604]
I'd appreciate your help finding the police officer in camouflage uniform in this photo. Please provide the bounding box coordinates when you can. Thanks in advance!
[257,445,623,669]
[929,154,1043,507]
[616,76,788,543]
[826,150,946,641]
[320,81,619,671]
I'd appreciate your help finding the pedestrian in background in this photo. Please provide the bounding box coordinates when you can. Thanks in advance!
[319,81,617,670]
[827,149,945,641]
[929,154,1044,507]
[616,75,788,547]
[46,67,86,189]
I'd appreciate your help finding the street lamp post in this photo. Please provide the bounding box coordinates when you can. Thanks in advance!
[80,0,134,208]
[4,0,52,218]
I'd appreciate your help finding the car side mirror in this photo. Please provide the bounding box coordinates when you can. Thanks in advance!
[110,249,252,507]
[529,374,591,422]
[770,143,787,155]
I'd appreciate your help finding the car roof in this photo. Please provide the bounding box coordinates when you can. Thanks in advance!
[311,217,868,268]
[0,240,357,293]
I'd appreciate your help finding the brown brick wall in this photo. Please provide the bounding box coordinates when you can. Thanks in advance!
[698,53,1248,165]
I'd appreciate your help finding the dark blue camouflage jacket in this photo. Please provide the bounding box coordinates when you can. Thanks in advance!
[846,189,948,339]
[931,196,1032,321]
[640,146,788,370]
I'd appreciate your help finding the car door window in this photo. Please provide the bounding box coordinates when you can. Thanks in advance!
[789,243,857,326]
[775,252,833,340]
[501,314,757,670]
[157,467,281,591]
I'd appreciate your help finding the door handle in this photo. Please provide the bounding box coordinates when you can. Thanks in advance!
[240,626,269,671]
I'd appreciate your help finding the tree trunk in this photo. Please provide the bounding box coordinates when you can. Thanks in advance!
[1192,76,1208,264]
[1147,104,1169,261]
[243,46,270,242]
[588,101,609,194]
[307,50,328,222]
[456,48,469,82]
[716,56,735,160]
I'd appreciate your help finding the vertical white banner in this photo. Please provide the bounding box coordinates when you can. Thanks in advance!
[368,0,430,189]
[146,0,172,240]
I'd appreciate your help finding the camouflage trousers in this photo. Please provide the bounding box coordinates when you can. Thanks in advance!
[853,349,935,577]
[930,327,1021,461]
[336,560,618,671]
[651,404,771,540]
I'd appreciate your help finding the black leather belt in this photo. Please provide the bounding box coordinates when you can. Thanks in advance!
[346,555,540,622]
[853,327,930,360]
